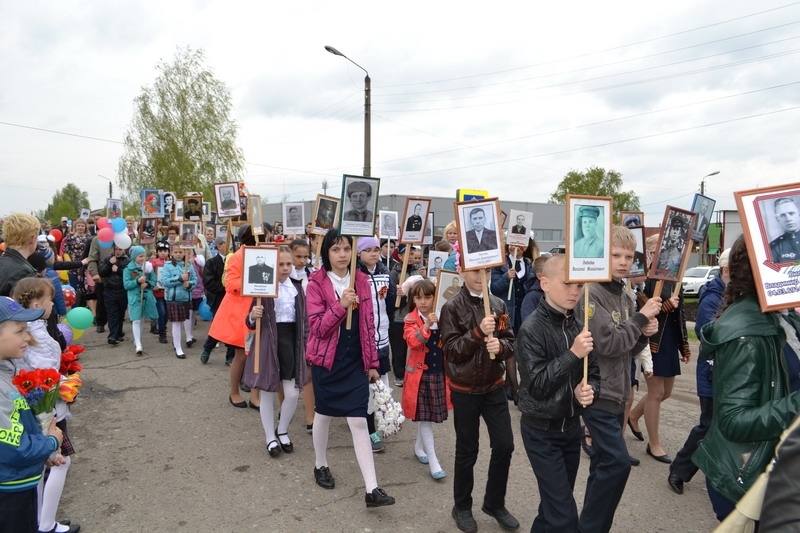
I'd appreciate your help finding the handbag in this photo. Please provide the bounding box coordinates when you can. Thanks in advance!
[714,414,800,532]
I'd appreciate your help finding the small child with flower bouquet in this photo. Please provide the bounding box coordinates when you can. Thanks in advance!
[0,295,64,533]
[401,276,451,481]
[12,278,82,533]
[123,245,158,356]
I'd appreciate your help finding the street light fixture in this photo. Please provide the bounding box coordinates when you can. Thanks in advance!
[98,174,113,199]
[325,45,371,177]
[700,170,719,196]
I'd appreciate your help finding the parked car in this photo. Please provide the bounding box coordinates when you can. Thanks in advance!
[681,266,720,296]
[549,245,566,254]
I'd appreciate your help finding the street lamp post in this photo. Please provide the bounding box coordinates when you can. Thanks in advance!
[700,170,719,196]
[98,174,113,199]
[698,171,720,263]
[325,45,371,177]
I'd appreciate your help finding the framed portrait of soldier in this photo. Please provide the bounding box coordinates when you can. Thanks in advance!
[249,195,264,235]
[283,203,305,236]
[175,200,183,220]
[735,182,800,312]
[214,182,242,218]
[237,196,249,222]
[423,213,434,245]
[455,198,505,270]
[241,246,279,297]
[400,197,431,244]
[378,211,398,240]
[179,222,198,248]
[215,223,229,246]
[427,250,448,280]
[106,198,123,219]
[648,206,696,282]
[141,188,163,218]
[565,195,612,283]
[507,209,533,248]
[621,211,644,228]
[139,218,158,245]
[339,175,380,237]
[312,194,340,235]
[201,202,211,222]
[628,225,647,277]
[434,270,463,318]
[183,195,203,221]
[689,194,716,243]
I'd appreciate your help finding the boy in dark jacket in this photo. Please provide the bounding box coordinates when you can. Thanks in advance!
[578,226,661,533]
[98,245,130,345]
[516,254,600,532]
[440,267,519,533]
[200,237,233,364]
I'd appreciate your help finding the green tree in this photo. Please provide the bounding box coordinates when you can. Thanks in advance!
[43,183,91,225]
[549,166,639,223]
[118,47,245,207]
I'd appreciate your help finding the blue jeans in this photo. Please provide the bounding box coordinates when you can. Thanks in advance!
[579,407,631,533]
[520,420,580,533]
[451,387,514,511]
[155,297,167,334]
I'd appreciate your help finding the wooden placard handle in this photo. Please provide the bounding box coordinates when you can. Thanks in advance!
[314,237,322,270]
[583,283,589,386]
[481,269,496,360]
[672,248,693,298]
[253,297,261,374]
[346,237,358,330]
[394,245,411,308]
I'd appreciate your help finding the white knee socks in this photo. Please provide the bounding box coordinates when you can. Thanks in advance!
[132,319,142,350]
[258,389,276,444]
[277,380,299,436]
[313,413,332,468]
[183,317,193,341]
[38,455,71,531]
[347,416,378,492]
[171,322,183,354]
[418,421,442,474]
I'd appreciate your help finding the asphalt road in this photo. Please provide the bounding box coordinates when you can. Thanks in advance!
[59,319,719,532]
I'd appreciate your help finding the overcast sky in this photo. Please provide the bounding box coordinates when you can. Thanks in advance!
[2,0,799,226]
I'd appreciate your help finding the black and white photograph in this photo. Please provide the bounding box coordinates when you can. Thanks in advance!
[565,194,612,283]
[80,208,91,220]
[423,212,434,245]
[139,218,158,245]
[399,197,431,244]
[629,225,647,277]
[455,198,505,270]
[183,195,203,221]
[179,222,198,248]
[214,182,242,218]
[215,224,229,246]
[689,194,716,243]
[162,192,177,219]
[141,188,163,218]
[249,195,264,235]
[202,202,211,221]
[736,183,800,311]
[312,194,339,235]
[649,206,696,282]
[339,175,380,236]
[283,202,305,235]
[427,250,448,281]
[621,211,644,228]
[106,198,123,219]
[507,209,533,247]
[274,222,284,236]
[378,210,398,240]
[237,196,248,222]
[241,246,279,297]
[434,270,463,318]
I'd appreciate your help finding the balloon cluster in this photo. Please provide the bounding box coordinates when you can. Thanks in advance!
[96,216,131,249]
[62,307,94,341]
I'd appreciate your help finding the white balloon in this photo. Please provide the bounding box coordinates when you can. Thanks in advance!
[144,261,154,274]
[194,255,206,268]
[113,232,132,249]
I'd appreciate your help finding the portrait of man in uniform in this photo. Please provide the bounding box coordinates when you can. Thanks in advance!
[248,255,274,285]
[769,196,800,264]
[573,205,603,258]
[342,180,374,222]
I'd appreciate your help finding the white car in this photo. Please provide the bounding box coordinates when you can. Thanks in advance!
[682,266,720,296]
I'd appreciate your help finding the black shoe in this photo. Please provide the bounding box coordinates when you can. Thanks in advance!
[96,325,105,333]
[248,401,260,411]
[200,351,210,364]
[314,466,335,489]
[630,456,641,466]
[275,430,293,453]
[186,338,196,348]
[668,471,684,494]
[107,338,119,345]
[365,487,395,508]
[451,507,477,533]
[267,440,281,457]
[159,334,168,344]
[240,383,251,393]
[481,505,520,531]
[581,426,596,458]
[40,524,80,533]
[229,396,247,408]
[646,444,672,464]
[628,419,645,441]
[150,325,159,335]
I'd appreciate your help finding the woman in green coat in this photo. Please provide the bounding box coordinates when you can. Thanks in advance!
[124,245,159,356]
[693,235,800,521]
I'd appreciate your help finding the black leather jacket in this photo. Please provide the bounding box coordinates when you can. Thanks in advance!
[516,298,600,431]
[440,285,515,394]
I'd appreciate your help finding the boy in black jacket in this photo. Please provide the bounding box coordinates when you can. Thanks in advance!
[98,245,130,345]
[516,254,599,532]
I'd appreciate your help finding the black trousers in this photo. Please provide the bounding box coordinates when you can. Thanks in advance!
[451,387,514,511]
[95,280,108,327]
[0,487,37,533]
[670,396,713,482]
[104,289,128,341]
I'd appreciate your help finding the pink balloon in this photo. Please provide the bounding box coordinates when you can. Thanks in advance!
[97,227,115,243]
[96,217,110,229]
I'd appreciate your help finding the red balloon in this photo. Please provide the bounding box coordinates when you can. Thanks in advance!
[62,286,76,307]
[49,229,63,242]
[97,227,115,243]
[96,217,110,229]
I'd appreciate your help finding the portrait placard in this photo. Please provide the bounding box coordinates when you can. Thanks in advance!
[339,175,380,237]
[507,209,533,247]
[621,211,644,228]
[214,182,242,218]
[628,225,647,277]
[178,222,198,248]
[141,188,163,218]
[434,270,463,318]
[201,202,211,222]
[423,213,434,245]
[241,246,279,298]
[400,197,432,244]
[183,195,203,221]
[454,198,505,270]
[427,250,448,280]
[175,200,183,220]
[735,183,800,312]
[378,210,398,240]
[274,222,284,236]
[648,206,696,282]
[80,208,91,220]
[565,195,612,283]
[161,192,177,220]
[236,196,249,222]
[689,194,716,243]
[106,198,123,219]
[139,218,159,245]
[215,223,229,247]
[312,194,340,235]
[283,203,305,236]
[249,195,264,235]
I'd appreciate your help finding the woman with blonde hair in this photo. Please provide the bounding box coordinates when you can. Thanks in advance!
[0,213,40,296]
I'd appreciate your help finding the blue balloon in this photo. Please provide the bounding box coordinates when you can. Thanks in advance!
[111,217,127,233]
[198,299,213,321]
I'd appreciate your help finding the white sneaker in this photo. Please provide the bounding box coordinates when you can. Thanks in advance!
[135,345,143,356]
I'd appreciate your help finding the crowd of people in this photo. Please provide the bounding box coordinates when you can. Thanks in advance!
[3,206,800,533]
